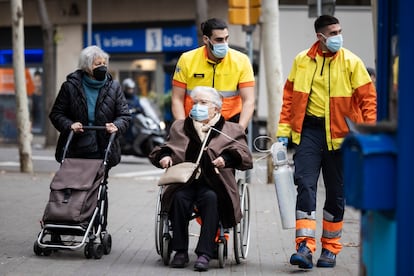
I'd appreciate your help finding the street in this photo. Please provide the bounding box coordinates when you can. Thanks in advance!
[0,140,361,275]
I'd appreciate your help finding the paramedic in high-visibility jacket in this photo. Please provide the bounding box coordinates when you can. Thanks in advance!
[277,15,377,269]
[171,18,255,130]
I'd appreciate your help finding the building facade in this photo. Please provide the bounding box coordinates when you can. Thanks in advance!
[0,0,374,137]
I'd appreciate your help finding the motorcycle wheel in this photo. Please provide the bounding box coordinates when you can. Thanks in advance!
[142,139,155,156]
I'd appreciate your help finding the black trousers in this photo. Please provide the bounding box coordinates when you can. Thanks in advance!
[170,180,219,258]
[293,115,345,221]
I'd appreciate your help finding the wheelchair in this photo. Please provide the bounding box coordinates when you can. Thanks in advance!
[154,178,251,268]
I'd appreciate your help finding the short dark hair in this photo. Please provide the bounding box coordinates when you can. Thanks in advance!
[201,18,228,37]
[314,15,339,33]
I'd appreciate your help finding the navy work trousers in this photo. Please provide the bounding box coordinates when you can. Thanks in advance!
[293,116,345,222]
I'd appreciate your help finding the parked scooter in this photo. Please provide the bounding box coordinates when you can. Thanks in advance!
[119,78,165,158]
[120,98,166,158]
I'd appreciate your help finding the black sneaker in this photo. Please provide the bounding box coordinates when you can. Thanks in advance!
[316,248,336,267]
[194,254,210,272]
[290,241,313,269]
[170,252,189,268]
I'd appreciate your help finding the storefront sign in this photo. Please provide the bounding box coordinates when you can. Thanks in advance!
[0,68,34,95]
[89,26,197,53]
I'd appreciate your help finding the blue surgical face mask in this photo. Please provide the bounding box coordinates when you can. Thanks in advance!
[209,40,229,59]
[321,34,343,53]
[190,104,209,121]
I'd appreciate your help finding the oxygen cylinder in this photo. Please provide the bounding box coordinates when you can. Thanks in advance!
[272,142,296,229]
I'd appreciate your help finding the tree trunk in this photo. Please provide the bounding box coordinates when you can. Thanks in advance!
[36,0,57,147]
[261,0,283,183]
[11,0,33,173]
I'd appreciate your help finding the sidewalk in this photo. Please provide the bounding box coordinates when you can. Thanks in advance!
[0,145,361,275]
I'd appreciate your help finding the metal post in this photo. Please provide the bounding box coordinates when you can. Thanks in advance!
[243,24,256,184]
[87,0,92,46]
[317,0,322,17]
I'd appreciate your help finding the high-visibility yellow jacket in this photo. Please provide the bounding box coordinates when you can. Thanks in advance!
[173,46,255,120]
[277,41,377,150]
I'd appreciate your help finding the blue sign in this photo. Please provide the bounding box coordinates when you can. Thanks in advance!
[0,49,43,65]
[88,26,198,53]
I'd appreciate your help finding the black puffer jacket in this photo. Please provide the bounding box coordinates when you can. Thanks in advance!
[49,70,130,168]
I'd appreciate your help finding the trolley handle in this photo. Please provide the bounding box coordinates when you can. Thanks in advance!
[62,125,117,163]
[82,125,106,131]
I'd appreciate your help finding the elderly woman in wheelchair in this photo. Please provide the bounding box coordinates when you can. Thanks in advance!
[149,86,253,271]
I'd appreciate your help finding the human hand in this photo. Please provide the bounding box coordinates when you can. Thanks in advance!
[160,156,172,168]
[212,156,225,169]
[71,122,84,133]
[105,123,118,133]
[277,137,289,147]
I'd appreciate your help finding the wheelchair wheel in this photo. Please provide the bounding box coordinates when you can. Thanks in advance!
[233,224,240,264]
[154,186,163,255]
[234,179,251,261]
[160,213,171,266]
[217,240,227,268]
[239,180,251,258]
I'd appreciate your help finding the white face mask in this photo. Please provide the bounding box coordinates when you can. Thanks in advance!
[320,33,343,53]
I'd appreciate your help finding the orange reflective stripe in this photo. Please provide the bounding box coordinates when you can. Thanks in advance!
[184,94,194,117]
[296,219,316,239]
[220,95,242,120]
[322,220,343,240]
[238,81,255,88]
[323,220,343,232]
[321,237,343,255]
[296,219,316,231]
[172,79,186,89]
[295,237,316,253]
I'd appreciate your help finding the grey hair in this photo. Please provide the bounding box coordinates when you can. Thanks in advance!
[78,45,109,72]
[190,86,222,110]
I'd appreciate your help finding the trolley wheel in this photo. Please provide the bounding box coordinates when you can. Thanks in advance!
[41,241,53,256]
[33,240,42,256]
[218,241,226,268]
[101,232,112,255]
[92,243,104,259]
[84,243,93,259]
[42,247,52,256]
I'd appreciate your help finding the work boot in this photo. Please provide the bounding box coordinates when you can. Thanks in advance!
[316,248,336,268]
[290,241,313,269]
